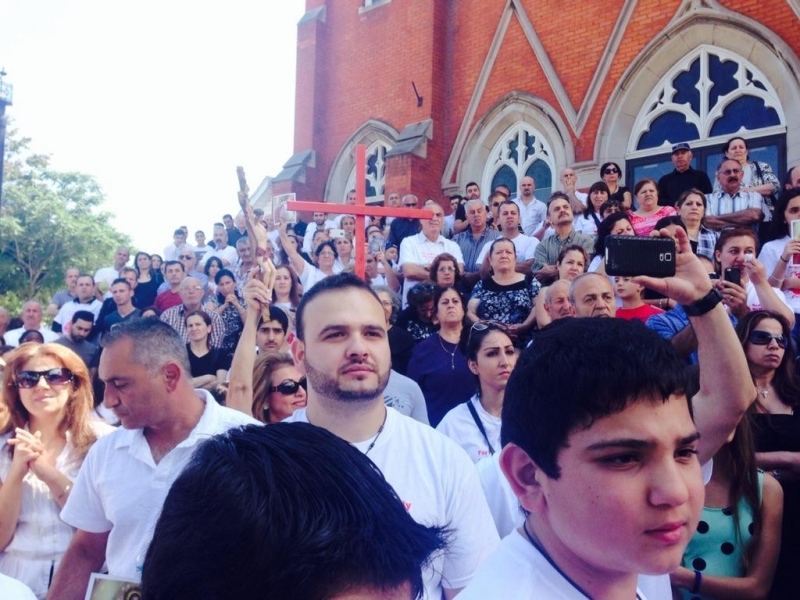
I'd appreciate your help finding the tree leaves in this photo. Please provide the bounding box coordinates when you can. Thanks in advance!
[0,130,131,303]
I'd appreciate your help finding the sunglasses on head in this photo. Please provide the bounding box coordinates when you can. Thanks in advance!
[749,330,787,348]
[467,321,507,347]
[268,377,307,395]
[15,367,74,389]
[603,167,620,175]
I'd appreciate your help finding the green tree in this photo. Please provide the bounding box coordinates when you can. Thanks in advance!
[0,130,130,303]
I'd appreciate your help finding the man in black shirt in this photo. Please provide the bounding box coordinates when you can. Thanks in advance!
[657,142,712,206]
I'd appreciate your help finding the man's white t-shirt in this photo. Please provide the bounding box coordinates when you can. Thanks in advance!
[398,233,464,305]
[437,395,500,463]
[3,326,59,347]
[60,391,258,580]
[302,220,336,253]
[459,529,649,599]
[200,245,239,267]
[286,406,500,598]
[474,457,714,600]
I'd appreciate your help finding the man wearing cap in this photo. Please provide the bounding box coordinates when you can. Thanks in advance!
[657,143,713,206]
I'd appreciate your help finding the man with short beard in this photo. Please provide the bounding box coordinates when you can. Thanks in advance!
[252,273,500,599]
[55,310,100,375]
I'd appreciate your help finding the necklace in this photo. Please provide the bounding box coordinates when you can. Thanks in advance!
[757,385,769,400]
[364,407,388,456]
[522,522,641,600]
[438,333,457,369]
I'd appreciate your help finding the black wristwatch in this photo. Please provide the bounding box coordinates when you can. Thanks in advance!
[682,288,724,317]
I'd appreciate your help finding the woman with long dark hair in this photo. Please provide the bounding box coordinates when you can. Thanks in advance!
[672,415,782,598]
[737,310,800,599]
[134,251,162,307]
[436,322,516,463]
[214,269,246,361]
[574,181,610,237]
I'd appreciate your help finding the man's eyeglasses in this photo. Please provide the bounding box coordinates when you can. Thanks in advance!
[15,368,74,389]
[403,203,418,208]
[179,254,194,260]
[268,377,307,395]
[183,285,203,292]
[720,168,742,176]
[603,168,620,175]
[748,330,788,349]
[491,203,502,208]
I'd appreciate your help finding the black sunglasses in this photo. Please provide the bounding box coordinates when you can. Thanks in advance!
[15,367,74,389]
[603,168,620,175]
[268,377,307,395]
[179,254,194,260]
[749,330,787,348]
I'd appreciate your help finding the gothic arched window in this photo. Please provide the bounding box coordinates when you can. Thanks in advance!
[345,141,390,202]
[484,123,554,201]
[627,45,786,188]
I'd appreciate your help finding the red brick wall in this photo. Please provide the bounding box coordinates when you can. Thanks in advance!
[288,0,799,200]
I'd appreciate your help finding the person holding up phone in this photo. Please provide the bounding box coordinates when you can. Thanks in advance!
[713,228,795,327]
[757,189,800,344]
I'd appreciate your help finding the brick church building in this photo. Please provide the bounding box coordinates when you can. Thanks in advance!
[271,0,800,208]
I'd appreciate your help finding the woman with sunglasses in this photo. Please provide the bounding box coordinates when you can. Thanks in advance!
[408,286,474,427]
[0,343,112,598]
[251,352,307,424]
[228,271,305,420]
[737,310,800,599]
[600,161,632,210]
[436,322,516,463]
[186,310,229,393]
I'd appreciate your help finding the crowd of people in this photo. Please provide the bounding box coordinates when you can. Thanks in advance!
[0,135,798,599]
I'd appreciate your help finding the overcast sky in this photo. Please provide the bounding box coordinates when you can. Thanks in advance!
[1,0,305,257]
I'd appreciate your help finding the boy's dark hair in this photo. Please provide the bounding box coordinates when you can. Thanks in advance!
[295,273,379,341]
[141,423,448,600]
[502,318,689,478]
[257,305,290,335]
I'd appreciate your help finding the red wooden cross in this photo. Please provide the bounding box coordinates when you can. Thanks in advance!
[288,144,434,278]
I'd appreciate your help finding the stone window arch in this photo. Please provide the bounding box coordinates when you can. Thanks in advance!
[625,45,787,188]
[630,45,784,153]
[344,141,390,202]
[483,122,555,202]
[324,120,398,205]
